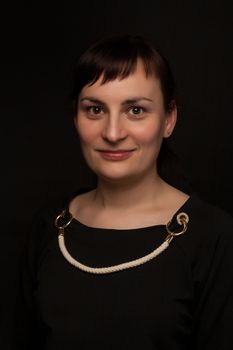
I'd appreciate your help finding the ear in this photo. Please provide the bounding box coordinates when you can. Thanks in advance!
[163,102,177,138]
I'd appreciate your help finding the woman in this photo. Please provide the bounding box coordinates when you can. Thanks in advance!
[14,35,233,349]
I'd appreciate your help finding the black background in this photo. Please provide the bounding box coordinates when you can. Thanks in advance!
[1,1,233,347]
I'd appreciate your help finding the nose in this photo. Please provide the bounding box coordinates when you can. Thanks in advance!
[102,115,128,143]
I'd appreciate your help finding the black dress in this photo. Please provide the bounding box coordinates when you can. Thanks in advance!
[13,191,233,349]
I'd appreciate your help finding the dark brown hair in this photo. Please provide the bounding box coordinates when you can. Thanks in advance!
[72,35,175,114]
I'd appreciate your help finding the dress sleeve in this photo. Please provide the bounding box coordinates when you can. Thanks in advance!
[193,213,233,349]
[12,213,49,350]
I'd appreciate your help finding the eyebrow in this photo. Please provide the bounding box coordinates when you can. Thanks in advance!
[80,96,153,105]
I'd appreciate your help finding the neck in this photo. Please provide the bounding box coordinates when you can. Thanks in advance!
[91,169,168,212]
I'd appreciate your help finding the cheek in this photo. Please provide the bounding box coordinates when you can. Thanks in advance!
[133,122,164,147]
[76,118,99,145]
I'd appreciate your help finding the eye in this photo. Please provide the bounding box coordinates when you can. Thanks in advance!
[128,106,145,116]
[86,105,104,116]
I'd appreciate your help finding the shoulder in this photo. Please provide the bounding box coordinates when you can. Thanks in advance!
[24,192,84,267]
[187,193,233,236]
[27,193,74,245]
[172,193,233,296]
[28,187,94,239]
[176,193,233,264]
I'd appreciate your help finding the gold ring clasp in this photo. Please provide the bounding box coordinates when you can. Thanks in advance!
[165,212,189,244]
[55,210,73,230]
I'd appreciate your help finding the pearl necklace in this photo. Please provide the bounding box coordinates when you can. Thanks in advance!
[55,210,189,274]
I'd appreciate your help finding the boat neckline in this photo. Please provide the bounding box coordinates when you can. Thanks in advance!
[63,192,197,233]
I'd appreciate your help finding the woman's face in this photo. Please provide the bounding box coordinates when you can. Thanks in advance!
[74,60,177,183]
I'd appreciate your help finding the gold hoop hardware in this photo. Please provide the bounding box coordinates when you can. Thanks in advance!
[165,212,189,244]
[55,210,73,236]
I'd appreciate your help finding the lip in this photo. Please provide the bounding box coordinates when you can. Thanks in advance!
[97,149,136,160]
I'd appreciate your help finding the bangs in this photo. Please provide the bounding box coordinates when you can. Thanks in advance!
[84,43,156,86]
[72,35,174,112]
[73,35,158,94]
[89,55,139,86]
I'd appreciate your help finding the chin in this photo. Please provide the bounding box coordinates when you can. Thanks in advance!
[96,171,133,182]
[93,166,143,184]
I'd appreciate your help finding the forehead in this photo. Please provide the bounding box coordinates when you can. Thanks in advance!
[79,61,163,102]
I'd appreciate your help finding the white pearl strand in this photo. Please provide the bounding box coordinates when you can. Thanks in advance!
[55,211,189,275]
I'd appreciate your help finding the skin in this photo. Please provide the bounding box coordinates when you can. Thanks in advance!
[71,60,189,229]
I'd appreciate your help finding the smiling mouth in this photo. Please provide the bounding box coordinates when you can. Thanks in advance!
[97,149,135,153]
[96,149,136,160]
